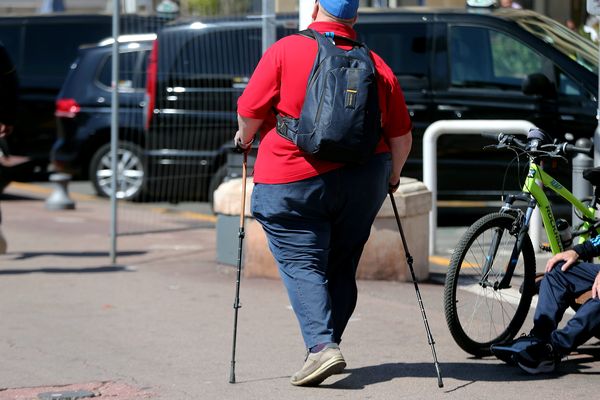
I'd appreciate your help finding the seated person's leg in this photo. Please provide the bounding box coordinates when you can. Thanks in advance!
[517,262,600,374]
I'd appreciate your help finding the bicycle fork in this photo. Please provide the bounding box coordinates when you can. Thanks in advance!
[481,195,537,290]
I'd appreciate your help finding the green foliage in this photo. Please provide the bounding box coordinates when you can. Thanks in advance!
[491,31,542,78]
[187,0,252,16]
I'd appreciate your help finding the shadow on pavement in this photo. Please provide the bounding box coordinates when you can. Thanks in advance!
[11,250,146,260]
[0,265,131,275]
[324,357,600,391]
[118,226,214,236]
[1,193,43,201]
[326,361,538,390]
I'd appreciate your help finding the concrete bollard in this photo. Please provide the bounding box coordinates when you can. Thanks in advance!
[213,177,432,282]
[45,173,76,210]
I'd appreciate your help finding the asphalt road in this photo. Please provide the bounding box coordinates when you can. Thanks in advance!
[0,180,596,400]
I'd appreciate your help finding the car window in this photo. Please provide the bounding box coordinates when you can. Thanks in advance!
[137,48,149,88]
[22,22,111,79]
[357,22,429,89]
[558,70,583,97]
[450,26,546,90]
[97,50,148,91]
[514,14,598,73]
[170,28,262,82]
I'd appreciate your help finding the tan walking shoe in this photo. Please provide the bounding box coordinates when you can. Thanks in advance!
[290,346,346,386]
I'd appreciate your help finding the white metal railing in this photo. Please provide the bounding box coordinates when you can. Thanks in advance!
[423,119,539,255]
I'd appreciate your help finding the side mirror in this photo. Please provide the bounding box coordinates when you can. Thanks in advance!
[522,73,557,98]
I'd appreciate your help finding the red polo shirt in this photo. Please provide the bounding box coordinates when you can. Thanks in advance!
[237,21,412,184]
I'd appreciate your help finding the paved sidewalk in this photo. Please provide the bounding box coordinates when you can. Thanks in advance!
[0,183,598,400]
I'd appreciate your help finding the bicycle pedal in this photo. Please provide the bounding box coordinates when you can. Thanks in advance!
[539,243,552,252]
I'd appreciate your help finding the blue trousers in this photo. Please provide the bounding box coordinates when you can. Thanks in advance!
[251,153,391,349]
[531,261,600,354]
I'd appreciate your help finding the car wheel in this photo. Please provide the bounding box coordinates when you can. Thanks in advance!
[89,142,145,201]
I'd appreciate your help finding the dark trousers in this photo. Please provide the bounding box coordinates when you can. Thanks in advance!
[531,261,600,354]
[251,153,391,349]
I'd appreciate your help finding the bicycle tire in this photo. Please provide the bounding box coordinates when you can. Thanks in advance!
[443,213,536,357]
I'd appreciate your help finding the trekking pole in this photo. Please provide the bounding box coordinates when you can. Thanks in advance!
[388,192,443,388]
[229,151,248,384]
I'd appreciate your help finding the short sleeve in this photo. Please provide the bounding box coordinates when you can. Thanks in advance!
[237,42,281,120]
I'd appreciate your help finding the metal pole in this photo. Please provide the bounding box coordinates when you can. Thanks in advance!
[594,22,600,168]
[389,193,443,388]
[423,120,536,255]
[572,138,594,226]
[262,0,275,54]
[110,0,120,264]
[229,153,248,384]
[299,0,312,30]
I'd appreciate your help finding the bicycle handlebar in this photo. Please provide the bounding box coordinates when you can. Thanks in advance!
[484,132,593,159]
[563,143,594,158]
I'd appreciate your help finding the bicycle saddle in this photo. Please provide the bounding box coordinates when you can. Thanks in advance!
[583,167,600,186]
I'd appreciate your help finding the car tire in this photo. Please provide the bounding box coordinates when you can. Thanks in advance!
[89,142,146,201]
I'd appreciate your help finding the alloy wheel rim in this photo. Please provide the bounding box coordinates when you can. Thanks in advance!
[95,148,144,199]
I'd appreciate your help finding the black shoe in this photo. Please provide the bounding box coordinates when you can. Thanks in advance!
[516,341,558,374]
[490,335,542,365]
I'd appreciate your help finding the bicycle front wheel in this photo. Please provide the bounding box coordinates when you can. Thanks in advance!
[443,213,536,357]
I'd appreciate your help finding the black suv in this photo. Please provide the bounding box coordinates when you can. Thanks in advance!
[0,14,166,184]
[141,8,597,204]
[356,8,597,198]
[53,34,155,200]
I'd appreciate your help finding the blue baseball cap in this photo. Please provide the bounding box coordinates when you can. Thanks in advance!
[320,0,359,19]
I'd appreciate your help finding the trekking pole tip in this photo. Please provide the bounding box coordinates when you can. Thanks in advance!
[436,365,443,388]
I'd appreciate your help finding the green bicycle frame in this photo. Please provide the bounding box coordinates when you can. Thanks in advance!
[524,163,596,254]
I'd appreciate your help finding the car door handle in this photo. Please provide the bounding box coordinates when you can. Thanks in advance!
[407,104,427,117]
[437,105,469,112]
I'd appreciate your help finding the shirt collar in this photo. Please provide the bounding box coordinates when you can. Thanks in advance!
[307,21,357,40]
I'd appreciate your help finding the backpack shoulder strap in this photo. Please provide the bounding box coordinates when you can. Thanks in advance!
[297,29,315,40]
[296,29,365,48]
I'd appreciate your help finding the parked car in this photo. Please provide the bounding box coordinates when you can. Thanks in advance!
[0,13,166,187]
[52,33,156,201]
[354,7,597,200]
[55,7,598,204]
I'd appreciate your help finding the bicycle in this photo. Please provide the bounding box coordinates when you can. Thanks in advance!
[443,128,597,357]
